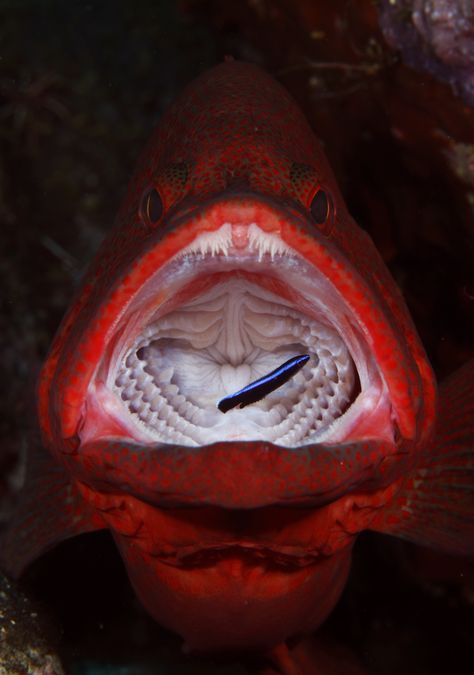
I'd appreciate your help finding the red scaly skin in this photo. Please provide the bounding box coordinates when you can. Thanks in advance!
[37,62,437,651]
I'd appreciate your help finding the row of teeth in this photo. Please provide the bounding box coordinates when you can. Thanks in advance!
[176,223,292,261]
[113,311,355,447]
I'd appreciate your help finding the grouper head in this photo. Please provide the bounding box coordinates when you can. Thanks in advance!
[34,61,438,651]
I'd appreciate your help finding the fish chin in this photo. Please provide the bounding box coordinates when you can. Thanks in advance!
[118,537,353,652]
[83,223,393,449]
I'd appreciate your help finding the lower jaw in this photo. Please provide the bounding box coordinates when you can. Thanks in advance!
[115,533,353,651]
[72,437,399,509]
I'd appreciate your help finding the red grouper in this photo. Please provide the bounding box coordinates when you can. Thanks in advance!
[1,61,473,670]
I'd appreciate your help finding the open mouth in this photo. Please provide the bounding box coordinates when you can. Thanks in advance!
[88,222,391,450]
[114,275,357,446]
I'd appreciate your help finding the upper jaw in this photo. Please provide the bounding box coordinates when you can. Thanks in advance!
[79,219,395,455]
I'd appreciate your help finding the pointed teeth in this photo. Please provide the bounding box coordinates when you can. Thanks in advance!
[174,223,293,261]
[178,223,233,257]
[247,224,290,261]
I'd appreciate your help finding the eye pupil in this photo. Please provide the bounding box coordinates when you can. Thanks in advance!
[311,190,329,224]
[141,188,163,225]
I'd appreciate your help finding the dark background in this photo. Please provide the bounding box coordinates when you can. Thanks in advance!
[0,1,473,673]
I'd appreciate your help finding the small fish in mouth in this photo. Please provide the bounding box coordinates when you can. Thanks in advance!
[1,60,473,671]
[217,354,310,413]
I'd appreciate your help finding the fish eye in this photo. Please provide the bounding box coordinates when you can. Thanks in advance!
[140,187,163,226]
[310,188,331,225]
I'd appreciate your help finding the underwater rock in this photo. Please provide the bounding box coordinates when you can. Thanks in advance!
[0,573,64,675]
[378,0,474,105]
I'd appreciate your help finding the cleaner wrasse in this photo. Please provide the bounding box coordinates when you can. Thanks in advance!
[217,354,310,412]
[1,62,473,663]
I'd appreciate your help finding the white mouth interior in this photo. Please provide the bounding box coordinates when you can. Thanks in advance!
[91,224,389,449]
[114,279,355,446]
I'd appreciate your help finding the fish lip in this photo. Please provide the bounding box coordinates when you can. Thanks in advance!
[64,438,407,509]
